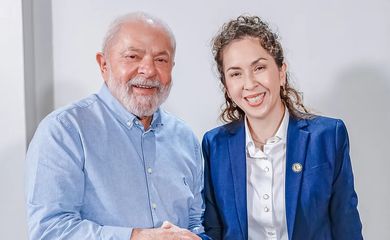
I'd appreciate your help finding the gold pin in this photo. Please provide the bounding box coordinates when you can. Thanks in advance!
[292,163,302,173]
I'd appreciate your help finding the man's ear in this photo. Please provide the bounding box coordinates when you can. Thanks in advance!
[96,52,108,74]
[96,52,110,82]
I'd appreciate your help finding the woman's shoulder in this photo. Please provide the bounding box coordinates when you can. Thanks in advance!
[304,114,345,127]
[299,114,348,135]
[203,120,244,140]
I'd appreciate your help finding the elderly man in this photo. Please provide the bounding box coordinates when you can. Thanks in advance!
[26,12,209,240]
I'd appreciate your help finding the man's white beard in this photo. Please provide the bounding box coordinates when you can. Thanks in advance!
[106,74,172,117]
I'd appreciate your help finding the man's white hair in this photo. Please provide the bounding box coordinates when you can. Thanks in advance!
[102,12,176,57]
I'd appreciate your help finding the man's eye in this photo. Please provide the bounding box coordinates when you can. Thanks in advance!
[125,55,137,59]
[156,58,168,63]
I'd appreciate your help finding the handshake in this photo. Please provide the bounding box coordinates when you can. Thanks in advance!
[131,221,201,240]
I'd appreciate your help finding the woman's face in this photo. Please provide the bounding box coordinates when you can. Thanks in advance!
[222,37,286,123]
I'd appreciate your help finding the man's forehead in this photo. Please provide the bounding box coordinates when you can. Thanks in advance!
[120,46,171,57]
[120,20,167,37]
[113,23,172,49]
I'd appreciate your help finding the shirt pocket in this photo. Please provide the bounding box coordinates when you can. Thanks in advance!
[170,176,194,215]
[182,176,194,196]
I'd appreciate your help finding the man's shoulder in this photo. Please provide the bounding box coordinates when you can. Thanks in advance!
[158,109,201,146]
[160,109,194,133]
[40,94,100,128]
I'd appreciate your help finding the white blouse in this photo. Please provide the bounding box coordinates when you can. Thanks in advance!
[245,110,289,240]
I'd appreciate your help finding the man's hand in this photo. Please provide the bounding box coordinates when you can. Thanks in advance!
[130,221,201,240]
[161,221,201,240]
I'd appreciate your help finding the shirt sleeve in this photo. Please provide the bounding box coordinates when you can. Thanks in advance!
[330,120,363,239]
[25,114,132,240]
[187,135,212,239]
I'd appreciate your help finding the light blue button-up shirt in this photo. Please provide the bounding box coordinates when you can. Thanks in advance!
[26,85,207,239]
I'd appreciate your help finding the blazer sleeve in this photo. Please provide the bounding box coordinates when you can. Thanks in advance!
[330,120,363,239]
[202,134,223,240]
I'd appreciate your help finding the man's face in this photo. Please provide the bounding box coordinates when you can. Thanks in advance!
[98,21,175,117]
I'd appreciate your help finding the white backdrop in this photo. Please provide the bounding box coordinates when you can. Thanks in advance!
[0,1,27,239]
[51,0,390,239]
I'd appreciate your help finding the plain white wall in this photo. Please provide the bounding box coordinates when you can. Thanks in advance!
[0,0,28,239]
[51,0,390,239]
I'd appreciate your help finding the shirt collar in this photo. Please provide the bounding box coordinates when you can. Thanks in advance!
[245,107,290,156]
[97,84,163,130]
[274,107,289,144]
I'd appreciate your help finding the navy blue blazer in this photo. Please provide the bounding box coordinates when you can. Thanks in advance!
[202,116,362,240]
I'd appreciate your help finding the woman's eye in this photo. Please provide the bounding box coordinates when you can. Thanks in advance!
[255,65,265,71]
[230,72,241,78]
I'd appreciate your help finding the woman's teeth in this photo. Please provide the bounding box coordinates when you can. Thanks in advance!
[247,95,261,103]
[246,93,264,103]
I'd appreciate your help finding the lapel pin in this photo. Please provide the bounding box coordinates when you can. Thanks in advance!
[292,163,302,173]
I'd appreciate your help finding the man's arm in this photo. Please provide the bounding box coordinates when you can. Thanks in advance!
[25,116,132,240]
[186,136,212,240]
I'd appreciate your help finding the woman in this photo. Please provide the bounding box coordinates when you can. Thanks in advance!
[202,15,362,240]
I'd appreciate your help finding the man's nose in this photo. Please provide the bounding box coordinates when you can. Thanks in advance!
[138,56,157,78]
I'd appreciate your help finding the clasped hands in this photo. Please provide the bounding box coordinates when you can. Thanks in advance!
[131,221,201,240]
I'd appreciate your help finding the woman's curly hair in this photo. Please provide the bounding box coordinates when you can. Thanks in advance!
[212,15,311,122]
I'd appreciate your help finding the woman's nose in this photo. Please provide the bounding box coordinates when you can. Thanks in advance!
[243,73,258,90]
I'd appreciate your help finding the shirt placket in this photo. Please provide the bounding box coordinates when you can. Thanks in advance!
[262,144,277,239]
[137,121,159,227]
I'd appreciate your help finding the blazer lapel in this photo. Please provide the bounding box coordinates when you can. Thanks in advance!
[227,121,248,240]
[285,117,310,239]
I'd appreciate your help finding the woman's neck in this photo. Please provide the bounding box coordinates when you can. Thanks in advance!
[247,102,285,148]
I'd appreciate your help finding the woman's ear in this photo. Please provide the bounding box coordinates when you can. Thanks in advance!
[226,88,232,99]
[279,62,287,86]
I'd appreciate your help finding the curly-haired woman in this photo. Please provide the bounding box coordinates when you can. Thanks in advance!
[202,15,363,240]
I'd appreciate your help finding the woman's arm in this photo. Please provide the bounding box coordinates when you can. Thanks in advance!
[330,120,363,239]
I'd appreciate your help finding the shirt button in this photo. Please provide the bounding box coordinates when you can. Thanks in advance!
[264,207,269,212]
[263,194,269,200]
[264,167,270,172]
[151,203,157,209]
[126,121,131,127]
[267,231,276,236]
[147,168,152,174]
